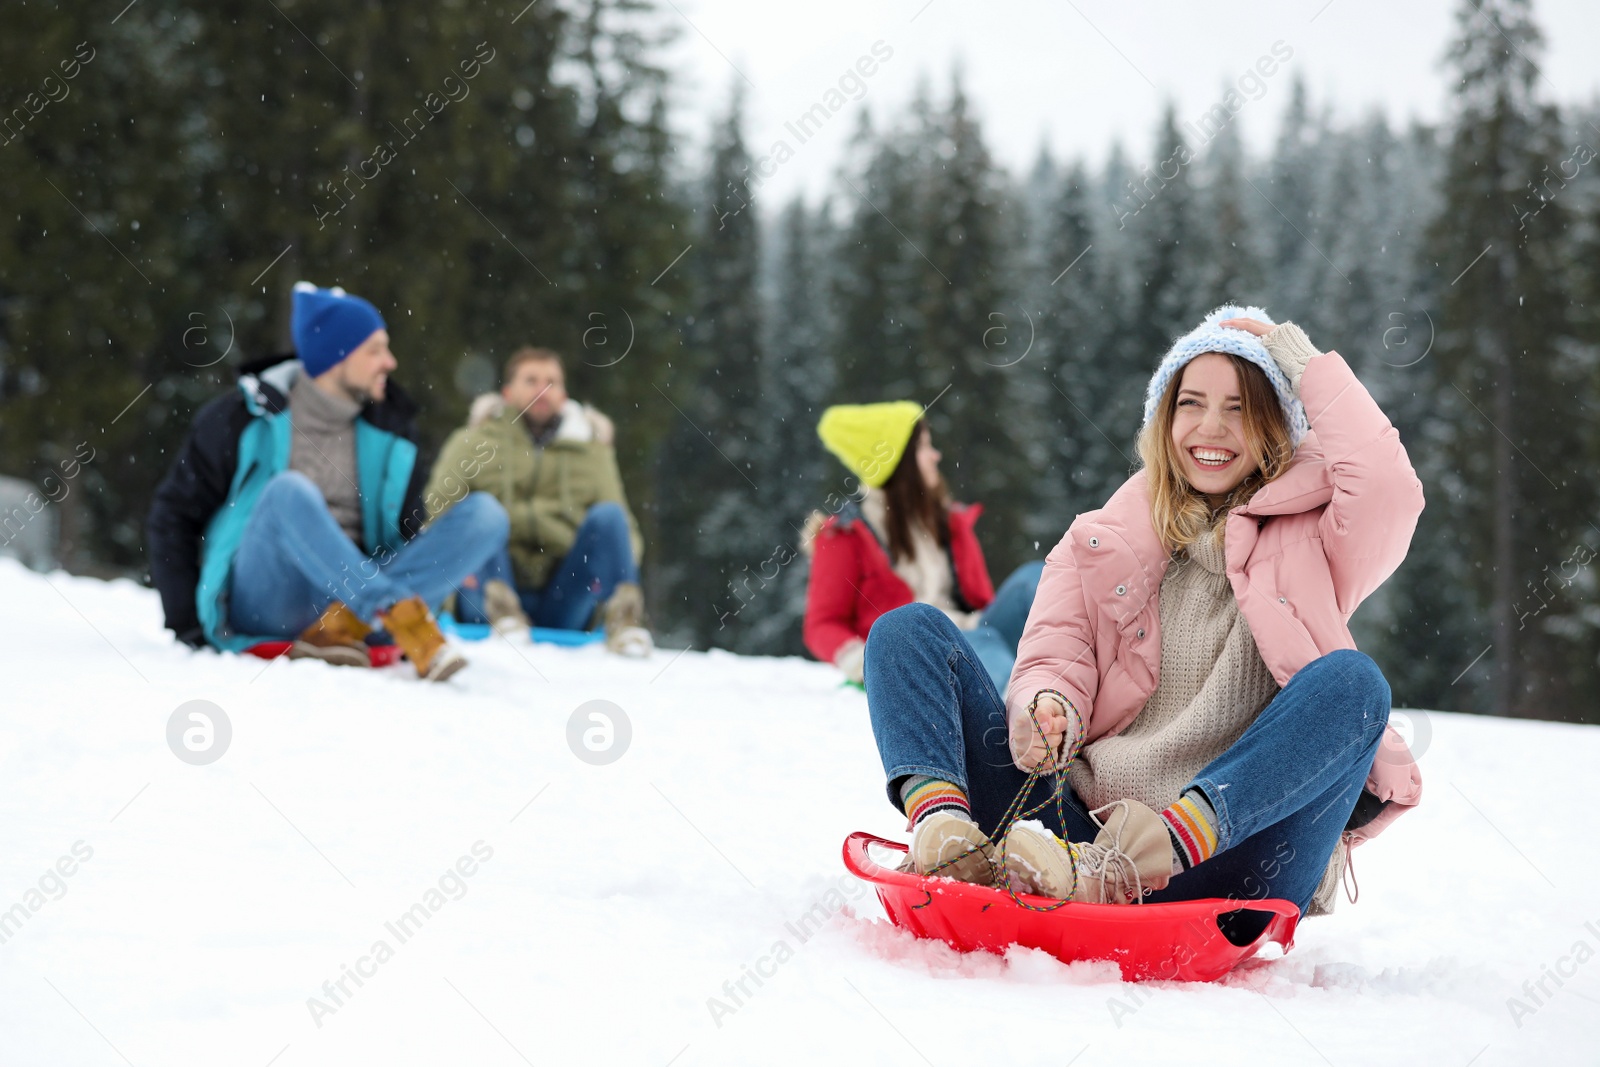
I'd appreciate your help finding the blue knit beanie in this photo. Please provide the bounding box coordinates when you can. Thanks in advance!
[1141,304,1309,448]
[291,281,386,378]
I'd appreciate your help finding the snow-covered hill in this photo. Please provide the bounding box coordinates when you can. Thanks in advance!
[0,558,1594,1066]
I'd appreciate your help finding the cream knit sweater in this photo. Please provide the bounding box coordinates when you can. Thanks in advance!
[860,489,979,630]
[1068,525,1280,813]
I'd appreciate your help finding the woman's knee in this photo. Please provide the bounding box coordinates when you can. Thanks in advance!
[1312,649,1392,724]
[1328,648,1389,695]
[865,602,952,659]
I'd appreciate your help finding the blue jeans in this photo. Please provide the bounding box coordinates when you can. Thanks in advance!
[457,501,639,631]
[863,602,1391,916]
[229,471,509,636]
[966,560,1044,690]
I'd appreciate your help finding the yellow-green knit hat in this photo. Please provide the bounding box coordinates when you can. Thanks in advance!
[816,401,922,488]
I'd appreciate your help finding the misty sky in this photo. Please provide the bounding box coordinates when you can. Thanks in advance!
[654,0,1600,209]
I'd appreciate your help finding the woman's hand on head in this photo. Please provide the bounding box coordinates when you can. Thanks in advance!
[1219,317,1273,338]
[1010,693,1072,772]
[1225,316,1319,394]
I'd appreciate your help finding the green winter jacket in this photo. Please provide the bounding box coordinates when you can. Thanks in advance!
[425,395,642,590]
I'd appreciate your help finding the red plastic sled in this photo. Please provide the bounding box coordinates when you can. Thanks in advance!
[844,831,1299,982]
[244,641,405,668]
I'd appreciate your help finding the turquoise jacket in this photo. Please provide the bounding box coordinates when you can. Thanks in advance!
[148,357,424,650]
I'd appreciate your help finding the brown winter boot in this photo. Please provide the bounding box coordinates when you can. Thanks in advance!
[380,596,468,682]
[289,601,372,668]
[484,579,531,639]
[1002,799,1175,904]
[601,581,653,658]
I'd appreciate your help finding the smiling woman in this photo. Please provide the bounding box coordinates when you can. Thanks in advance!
[1140,338,1295,547]
[860,302,1426,926]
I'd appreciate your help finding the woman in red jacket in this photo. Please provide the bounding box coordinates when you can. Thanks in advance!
[862,307,1424,925]
[803,400,1042,690]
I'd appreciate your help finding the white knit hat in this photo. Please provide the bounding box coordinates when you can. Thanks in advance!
[1141,304,1309,448]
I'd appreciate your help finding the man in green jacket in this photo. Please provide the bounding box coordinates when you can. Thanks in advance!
[425,346,650,655]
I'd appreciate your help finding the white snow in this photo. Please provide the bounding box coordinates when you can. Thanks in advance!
[0,556,1595,1066]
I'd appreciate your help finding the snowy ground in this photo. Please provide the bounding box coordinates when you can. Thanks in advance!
[0,557,1596,1067]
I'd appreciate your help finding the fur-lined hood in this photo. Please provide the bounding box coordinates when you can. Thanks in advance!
[798,497,871,560]
[466,393,615,446]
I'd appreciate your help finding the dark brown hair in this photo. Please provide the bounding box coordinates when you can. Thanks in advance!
[880,421,950,564]
[502,345,564,386]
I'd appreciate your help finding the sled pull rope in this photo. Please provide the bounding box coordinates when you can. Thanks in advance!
[924,689,1090,912]
[1343,843,1359,905]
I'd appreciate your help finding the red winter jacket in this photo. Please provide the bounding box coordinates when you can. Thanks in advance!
[803,502,996,664]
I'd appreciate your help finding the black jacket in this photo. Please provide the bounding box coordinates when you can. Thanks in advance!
[145,354,429,648]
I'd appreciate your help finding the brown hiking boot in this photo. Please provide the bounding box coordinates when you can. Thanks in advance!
[380,596,468,682]
[1002,799,1174,904]
[484,579,531,639]
[289,601,372,668]
[601,581,653,658]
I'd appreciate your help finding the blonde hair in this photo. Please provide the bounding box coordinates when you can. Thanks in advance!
[1136,353,1294,553]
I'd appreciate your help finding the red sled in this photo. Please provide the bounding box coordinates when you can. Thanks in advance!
[843,831,1299,982]
[244,641,405,668]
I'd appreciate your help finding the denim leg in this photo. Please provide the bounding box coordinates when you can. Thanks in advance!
[864,603,1097,842]
[1144,650,1391,913]
[1141,775,1367,914]
[379,492,510,615]
[230,471,405,635]
[529,501,638,630]
[455,544,516,625]
[966,560,1044,689]
[978,560,1045,647]
[231,476,508,635]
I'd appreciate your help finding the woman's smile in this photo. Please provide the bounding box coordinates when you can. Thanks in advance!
[1188,446,1237,471]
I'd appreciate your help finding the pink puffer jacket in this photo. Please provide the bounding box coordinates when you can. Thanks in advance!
[1008,350,1425,846]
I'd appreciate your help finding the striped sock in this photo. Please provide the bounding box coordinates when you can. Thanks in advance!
[1161,789,1219,873]
[899,776,971,827]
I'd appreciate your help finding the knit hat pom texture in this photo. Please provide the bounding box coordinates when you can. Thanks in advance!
[1141,304,1309,448]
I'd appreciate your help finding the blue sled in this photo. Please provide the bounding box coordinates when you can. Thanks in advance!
[438,613,606,647]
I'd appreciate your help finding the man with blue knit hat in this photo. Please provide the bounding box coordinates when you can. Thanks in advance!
[147,282,509,681]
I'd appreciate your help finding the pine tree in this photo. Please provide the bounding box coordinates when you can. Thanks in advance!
[1426,0,1595,719]
[654,82,766,649]
[0,0,690,593]
[1034,161,1137,528]
[1320,116,1476,700]
[1095,141,1143,351]
[908,75,1032,577]
[830,110,923,403]
[1128,105,1209,354]
[1194,116,1267,308]
[1261,75,1329,318]
[739,197,838,655]
[0,3,217,570]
